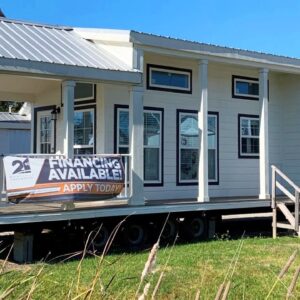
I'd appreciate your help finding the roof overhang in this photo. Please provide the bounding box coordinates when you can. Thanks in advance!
[0,57,142,84]
[130,31,300,75]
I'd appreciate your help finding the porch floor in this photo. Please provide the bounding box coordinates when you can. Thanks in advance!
[0,196,269,216]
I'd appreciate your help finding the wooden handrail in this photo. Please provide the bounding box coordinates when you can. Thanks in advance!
[271,165,300,193]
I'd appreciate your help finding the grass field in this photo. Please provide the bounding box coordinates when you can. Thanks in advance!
[1,236,300,299]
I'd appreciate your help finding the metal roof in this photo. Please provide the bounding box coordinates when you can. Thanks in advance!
[0,112,30,123]
[130,31,300,71]
[0,18,135,73]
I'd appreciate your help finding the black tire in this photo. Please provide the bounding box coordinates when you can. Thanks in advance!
[160,218,178,244]
[181,216,207,241]
[92,224,110,250]
[122,222,147,248]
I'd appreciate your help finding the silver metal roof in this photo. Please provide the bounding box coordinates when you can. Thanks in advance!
[0,112,30,122]
[0,18,134,72]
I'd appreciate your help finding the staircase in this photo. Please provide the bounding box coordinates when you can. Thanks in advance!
[272,165,300,238]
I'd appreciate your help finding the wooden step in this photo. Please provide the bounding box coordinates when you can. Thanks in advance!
[276,222,295,230]
[277,203,295,227]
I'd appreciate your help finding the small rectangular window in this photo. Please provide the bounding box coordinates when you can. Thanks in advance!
[115,105,164,185]
[177,110,219,185]
[147,64,192,93]
[238,114,259,158]
[74,82,96,105]
[232,76,259,100]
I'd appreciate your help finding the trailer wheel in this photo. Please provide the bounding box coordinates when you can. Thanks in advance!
[161,218,178,244]
[181,216,207,241]
[122,222,147,248]
[92,225,110,250]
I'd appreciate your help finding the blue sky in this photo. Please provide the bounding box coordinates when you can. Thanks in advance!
[2,0,300,57]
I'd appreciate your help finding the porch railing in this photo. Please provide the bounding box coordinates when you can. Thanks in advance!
[0,153,131,203]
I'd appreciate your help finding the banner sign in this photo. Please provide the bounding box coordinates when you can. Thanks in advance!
[3,156,125,203]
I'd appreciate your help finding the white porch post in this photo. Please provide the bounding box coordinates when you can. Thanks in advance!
[62,80,76,159]
[259,68,270,199]
[129,86,144,206]
[198,60,209,202]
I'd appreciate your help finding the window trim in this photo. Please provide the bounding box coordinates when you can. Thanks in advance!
[232,75,259,100]
[176,109,219,186]
[238,114,259,159]
[147,64,192,94]
[74,105,97,154]
[114,104,164,187]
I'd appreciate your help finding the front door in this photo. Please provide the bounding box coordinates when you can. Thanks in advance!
[36,109,55,154]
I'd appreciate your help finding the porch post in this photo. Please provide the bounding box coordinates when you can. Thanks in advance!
[259,68,270,199]
[198,59,209,202]
[62,80,76,159]
[129,86,144,206]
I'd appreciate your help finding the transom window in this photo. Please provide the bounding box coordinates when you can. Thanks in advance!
[74,107,95,155]
[238,114,259,158]
[115,106,163,185]
[147,64,192,94]
[232,76,259,100]
[177,110,219,185]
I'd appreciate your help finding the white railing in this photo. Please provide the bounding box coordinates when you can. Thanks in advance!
[0,153,131,203]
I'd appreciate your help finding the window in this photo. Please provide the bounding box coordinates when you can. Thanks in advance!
[177,110,219,185]
[147,64,192,94]
[232,76,259,100]
[74,106,95,155]
[39,115,53,154]
[115,105,163,185]
[238,114,259,158]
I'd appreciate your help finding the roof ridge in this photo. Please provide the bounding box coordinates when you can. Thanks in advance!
[0,17,72,31]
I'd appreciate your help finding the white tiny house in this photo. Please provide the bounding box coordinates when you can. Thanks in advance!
[0,17,300,261]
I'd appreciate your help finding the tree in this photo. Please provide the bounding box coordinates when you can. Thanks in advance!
[0,101,23,112]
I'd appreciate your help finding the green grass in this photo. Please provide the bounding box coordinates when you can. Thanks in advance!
[1,237,300,299]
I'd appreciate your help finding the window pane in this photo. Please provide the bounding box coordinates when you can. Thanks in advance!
[118,147,129,154]
[180,149,198,180]
[151,70,189,89]
[236,81,259,96]
[250,120,259,136]
[74,110,94,149]
[180,115,198,148]
[208,149,216,180]
[208,116,216,149]
[119,110,129,146]
[144,148,159,181]
[144,112,160,147]
[75,83,94,100]
[74,147,94,155]
[242,138,259,154]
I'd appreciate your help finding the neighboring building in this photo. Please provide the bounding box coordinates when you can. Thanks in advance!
[0,105,31,155]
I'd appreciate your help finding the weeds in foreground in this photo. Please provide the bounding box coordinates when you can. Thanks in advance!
[1,229,300,299]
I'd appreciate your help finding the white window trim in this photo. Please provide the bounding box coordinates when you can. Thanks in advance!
[239,116,260,157]
[74,107,95,153]
[148,65,191,92]
[233,77,259,99]
[116,107,163,185]
[178,111,218,184]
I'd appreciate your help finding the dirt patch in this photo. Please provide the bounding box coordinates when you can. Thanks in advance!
[0,259,32,273]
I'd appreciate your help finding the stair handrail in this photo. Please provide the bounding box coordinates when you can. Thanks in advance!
[271,165,300,234]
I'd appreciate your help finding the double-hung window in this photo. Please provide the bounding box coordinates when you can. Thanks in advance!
[147,64,192,94]
[115,106,163,185]
[74,107,95,155]
[177,110,219,185]
[238,114,259,158]
[232,76,259,100]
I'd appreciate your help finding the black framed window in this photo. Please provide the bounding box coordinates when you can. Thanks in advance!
[232,76,259,100]
[238,114,259,158]
[115,105,164,186]
[177,110,219,185]
[147,64,192,94]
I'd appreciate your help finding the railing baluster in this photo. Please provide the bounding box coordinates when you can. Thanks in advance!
[295,191,299,233]
[272,166,277,238]
[124,156,128,198]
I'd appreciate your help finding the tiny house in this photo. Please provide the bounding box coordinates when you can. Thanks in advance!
[0,17,299,261]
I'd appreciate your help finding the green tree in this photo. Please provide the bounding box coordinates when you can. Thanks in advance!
[0,101,23,112]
